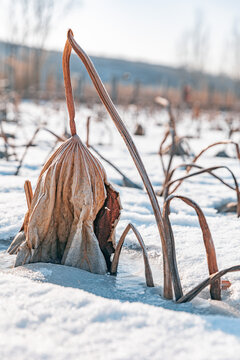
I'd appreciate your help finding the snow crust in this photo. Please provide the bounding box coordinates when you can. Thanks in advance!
[0,102,240,359]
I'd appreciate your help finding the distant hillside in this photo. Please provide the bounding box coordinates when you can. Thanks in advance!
[0,40,238,94]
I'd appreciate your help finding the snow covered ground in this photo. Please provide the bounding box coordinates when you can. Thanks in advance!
[0,101,240,359]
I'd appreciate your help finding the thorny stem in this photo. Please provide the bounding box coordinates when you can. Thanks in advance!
[67,29,171,298]
[111,223,154,287]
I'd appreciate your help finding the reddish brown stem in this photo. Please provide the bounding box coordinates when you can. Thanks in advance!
[166,163,236,192]
[111,223,154,287]
[164,165,240,217]
[158,129,170,176]
[15,128,40,176]
[171,141,240,194]
[177,265,240,303]
[163,195,220,301]
[63,36,76,136]
[90,145,142,189]
[67,30,171,297]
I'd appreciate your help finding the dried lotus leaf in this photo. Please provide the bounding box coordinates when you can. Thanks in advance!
[12,135,120,274]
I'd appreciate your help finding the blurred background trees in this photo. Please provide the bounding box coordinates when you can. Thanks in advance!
[0,0,240,110]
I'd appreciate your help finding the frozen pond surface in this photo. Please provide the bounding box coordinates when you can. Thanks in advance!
[1,242,240,319]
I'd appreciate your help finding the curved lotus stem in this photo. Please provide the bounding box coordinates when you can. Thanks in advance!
[164,166,240,217]
[90,145,142,189]
[163,194,221,301]
[177,265,240,303]
[63,36,76,136]
[171,140,240,194]
[158,129,170,176]
[42,128,66,142]
[166,163,236,192]
[193,140,240,163]
[111,223,154,287]
[67,30,171,297]
[165,129,176,179]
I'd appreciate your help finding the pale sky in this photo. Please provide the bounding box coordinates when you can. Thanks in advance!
[1,0,240,76]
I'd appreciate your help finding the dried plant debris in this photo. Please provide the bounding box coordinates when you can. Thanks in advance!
[134,124,145,136]
[163,195,221,301]
[9,36,121,275]
[90,145,142,190]
[215,150,230,158]
[110,223,154,287]
[163,195,240,302]
[216,201,237,214]
[163,140,240,209]
[161,164,240,216]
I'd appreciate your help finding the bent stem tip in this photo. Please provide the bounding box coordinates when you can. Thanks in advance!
[63,30,76,136]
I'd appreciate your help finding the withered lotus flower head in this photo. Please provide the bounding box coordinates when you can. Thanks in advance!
[8,35,121,274]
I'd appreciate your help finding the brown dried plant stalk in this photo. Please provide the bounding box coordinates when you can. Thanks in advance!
[163,165,240,216]
[67,30,172,297]
[86,114,142,189]
[15,127,68,176]
[90,145,142,189]
[163,195,221,301]
[170,140,240,194]
[177,265,240,303]
[163,194,240,302]
[157,99,192,195]
[15,128,41,175]
[110,223,154,287]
